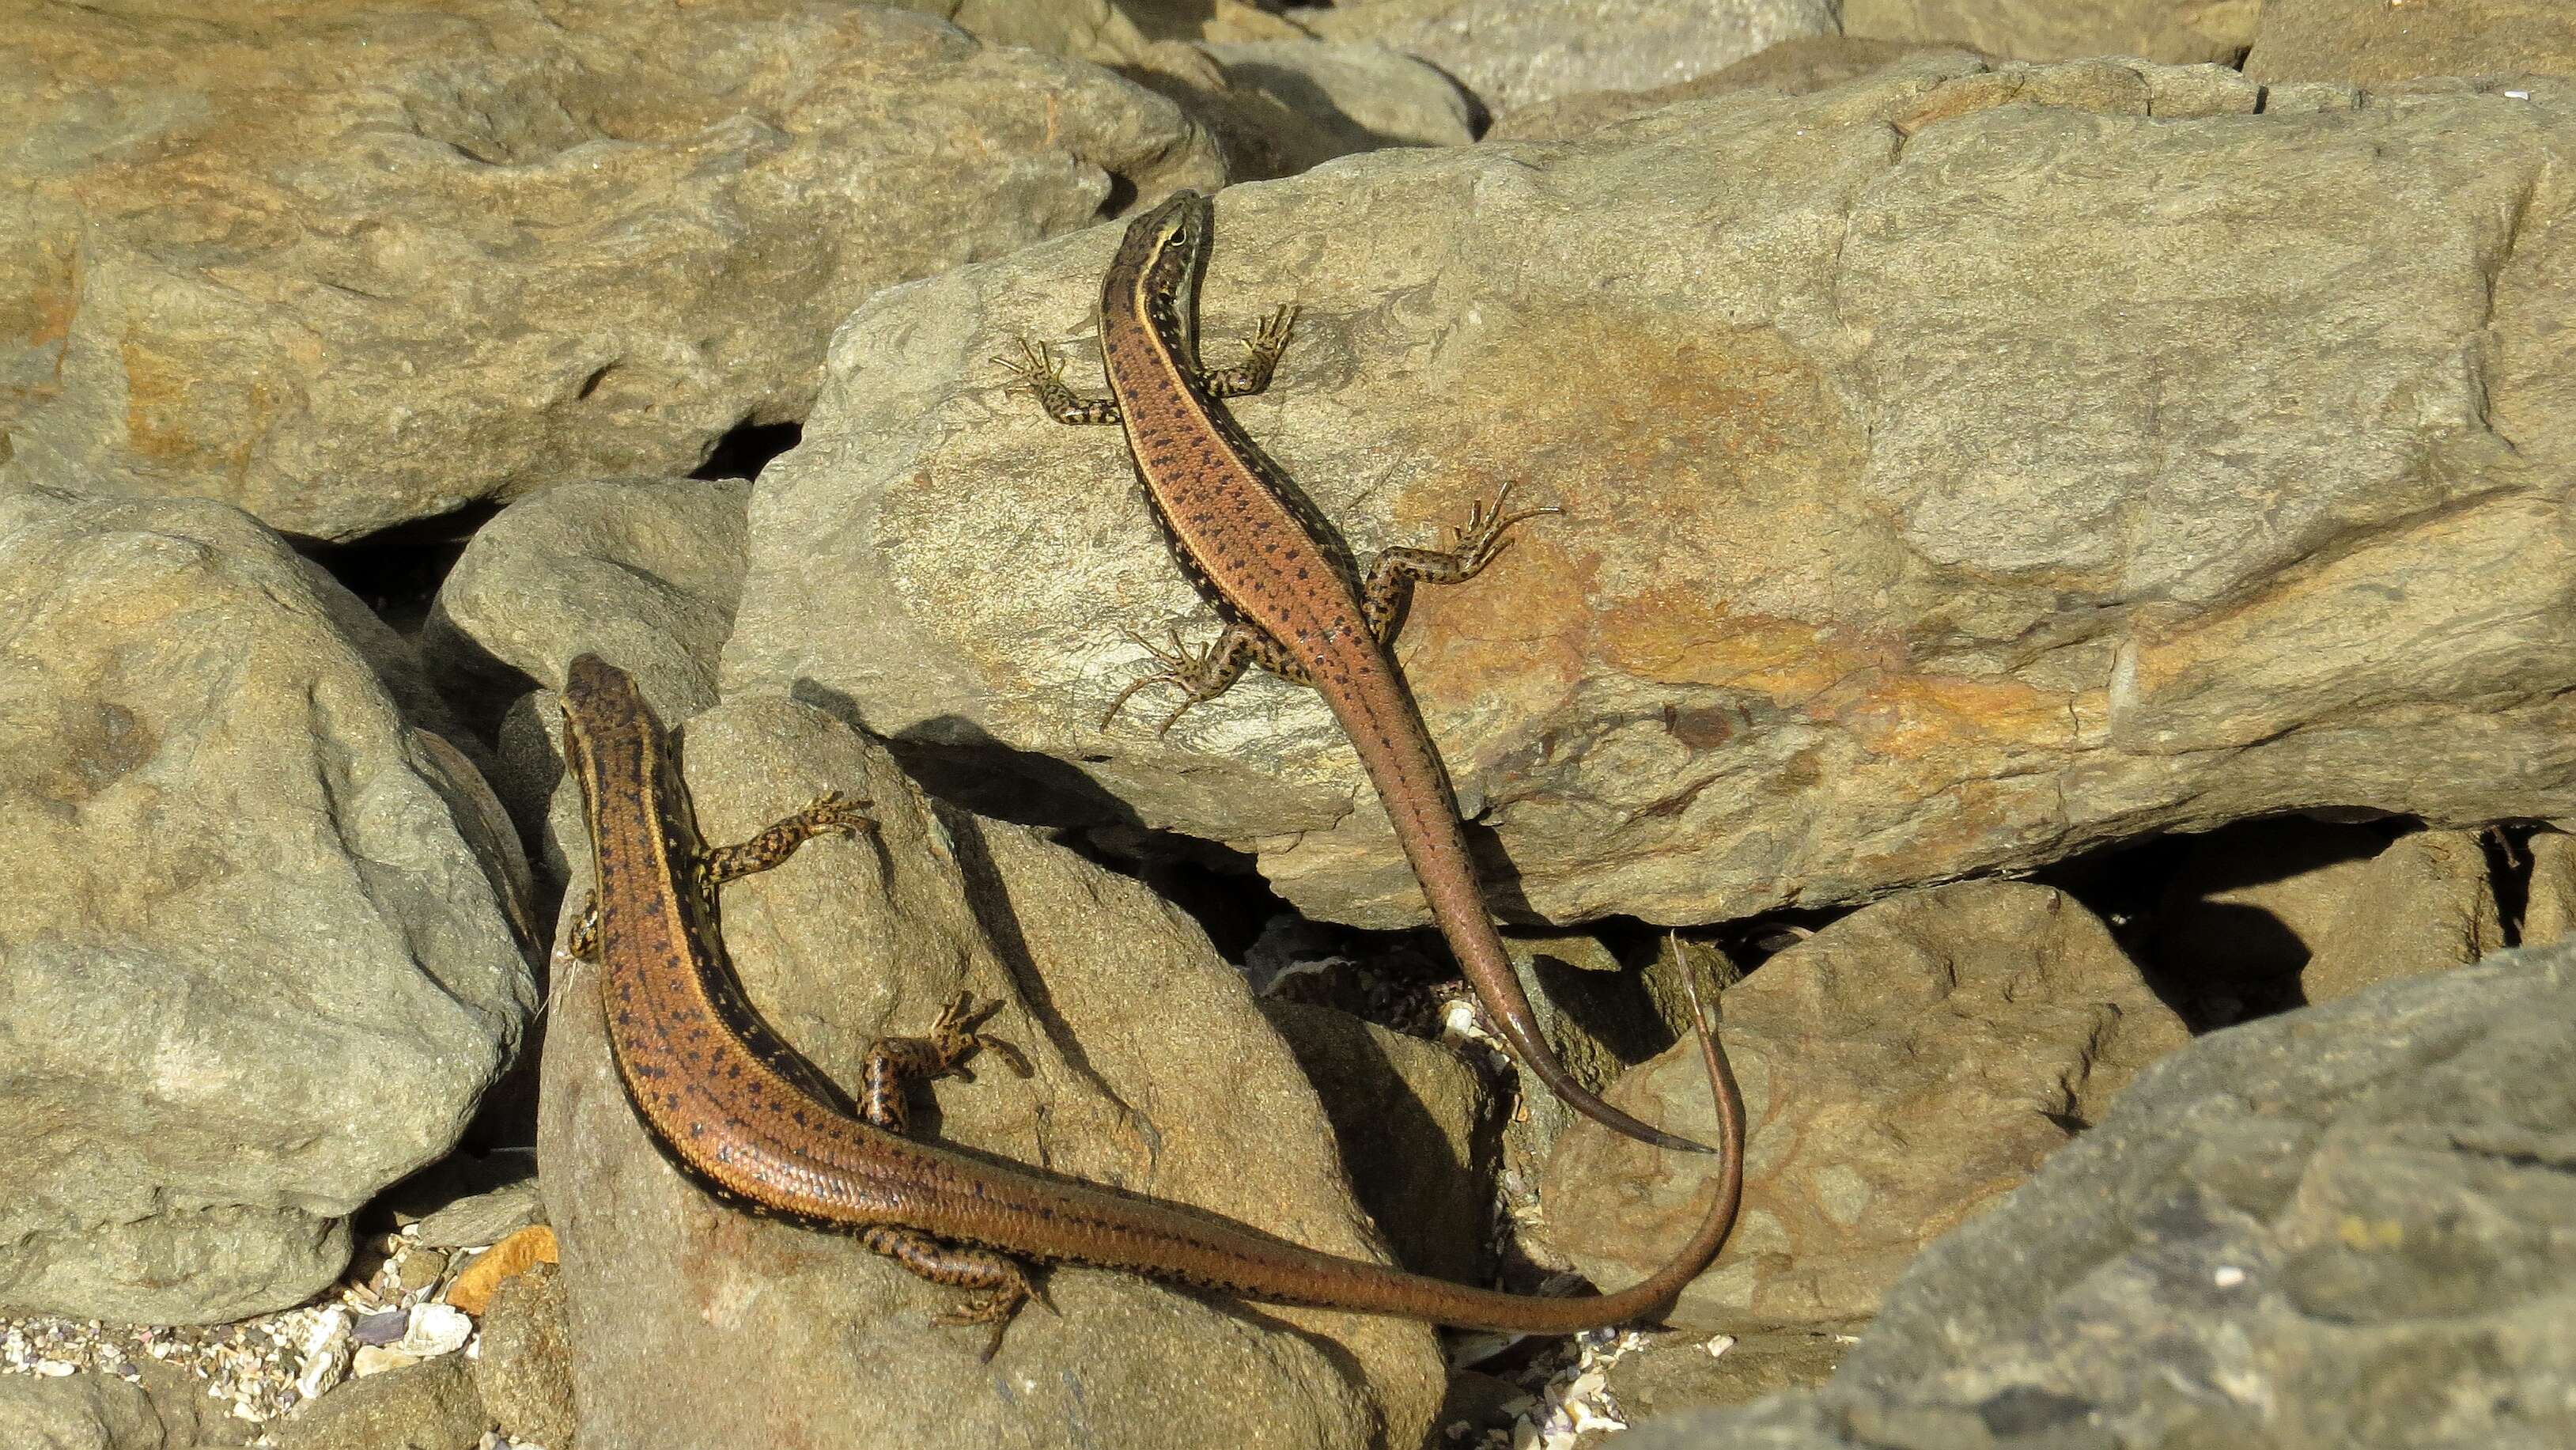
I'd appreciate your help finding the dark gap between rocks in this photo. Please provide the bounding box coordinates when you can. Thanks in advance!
[691,418,801,481]
[2483,821,2544,948]
[294,498,501,636]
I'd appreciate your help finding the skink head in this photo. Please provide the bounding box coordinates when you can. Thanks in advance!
[1108,190,1214,351]
[559,653,664,820]
[562,652,639,721]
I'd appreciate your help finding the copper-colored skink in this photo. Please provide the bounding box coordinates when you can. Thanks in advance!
[560,654,1741,1355]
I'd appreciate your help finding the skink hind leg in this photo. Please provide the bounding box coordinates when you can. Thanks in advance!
[1360,480,1563,643]
[859,1225,1038,1361]
[855,995,1040,1357]
[1099,622,1271,733]
[564,894,601,961]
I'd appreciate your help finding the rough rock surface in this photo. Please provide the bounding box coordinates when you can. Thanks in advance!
[728,57,2576,936]
[426,475,751,738]
[0,0,1220,541]
[2154,819,2502,1019]
[1489,36,1970,141]
[2528,830,2576,947]
[0,1370,186,1450]
[883,0,1158,65]
[2246,0,2576,86]
[1261,1000,1498,1285]
[1618,937,2576,1450]
[1122,40,1474,181]
[470,1261,574,1450]
[1546,882,2186,1331]
[1296,0,1837,114]
[537,695,1449,1450]
[268,1355,486,1450]
[1605,1329,1855,1419]
[0,488,535,1323]
[1840,0,2256,64]
[397,1157,545,1248]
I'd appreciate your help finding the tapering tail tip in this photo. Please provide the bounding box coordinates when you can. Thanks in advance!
[1505,1017,1720,1155]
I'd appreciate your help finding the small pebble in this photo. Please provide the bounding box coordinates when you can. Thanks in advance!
[398,1247,450,1296]
[353,1308,411,1346]
[394,1303,472,1357]
[0,1221,505,1441]
[353,1344,422,1378]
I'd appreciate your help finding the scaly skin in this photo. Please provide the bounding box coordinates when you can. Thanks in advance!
[559,653,1742,1357]
[1002,191,1713,1153]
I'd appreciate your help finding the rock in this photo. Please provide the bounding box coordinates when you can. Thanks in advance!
[1602,1327,1853,1420]
[393,1248,448,1297]
[0,2,1220,542]
[881,0,1156,66]
[1433,1369,1528,1441]
[471,1261,575,1450]
[269,1355,486,1450]
[1545,882,2186,1331]
[537,694,1454,1449]
[424,475,752,741]
[2154,819,2502,1020]
[428,472,756,876]
[1295,0,1836,114]
[1121,40,1474,181]
[1260,999,1499,1284]
[415,1185,544,1255]
[1205,41,1473,150]
[2526,829,2576,946]
[1617,936,2576,1450]
[0,489,535,1323]
[0,1370,182,1450]
[2246,0,2576,87]
[1840,0,2256,64]
[727,57,2576,936]
[1489,36,1973,141]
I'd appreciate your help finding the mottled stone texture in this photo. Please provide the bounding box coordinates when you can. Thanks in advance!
[727,59,2576,935]
[1621,937,2576,1450]
[0,0,1220,540]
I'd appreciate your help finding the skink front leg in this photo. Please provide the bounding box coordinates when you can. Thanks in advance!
[1196,304,1297,397]
[994,339,1122,425]
[699,791,876,889]
[858,992,1031,1136]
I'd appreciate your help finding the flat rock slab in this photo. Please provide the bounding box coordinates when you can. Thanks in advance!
[1296,0,1836,113]
[728,56,2576,933]
[0,0,1220,541]
[1840,0,2255,63]
[1619,935,2576,1450]
[2246,0,2576,86]
[0,488,535,1323]
[537,693,1448,1450]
